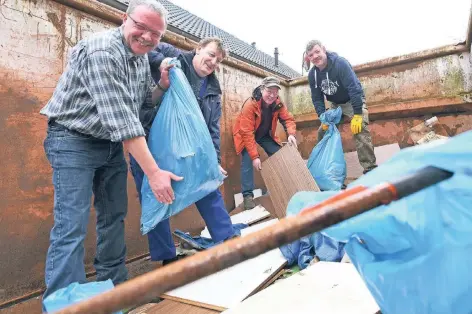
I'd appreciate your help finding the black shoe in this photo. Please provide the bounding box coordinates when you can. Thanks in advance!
[162,255,183,266]
[363,165,378,175]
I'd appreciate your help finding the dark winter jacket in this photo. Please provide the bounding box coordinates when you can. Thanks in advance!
[308,52,364,116]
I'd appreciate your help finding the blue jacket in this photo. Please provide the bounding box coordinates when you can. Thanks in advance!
[308,52,364,116]
[146,43,223,163]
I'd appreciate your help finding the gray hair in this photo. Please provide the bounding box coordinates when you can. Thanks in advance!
[305,40,324,53]
[126,0,168,26]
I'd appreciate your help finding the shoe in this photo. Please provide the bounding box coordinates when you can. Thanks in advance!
[362,165,378,175]
[162,255,184,266]
[243,195,256,211]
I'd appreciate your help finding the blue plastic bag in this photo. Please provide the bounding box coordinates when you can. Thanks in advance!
[320,131,472,314]
[279,191,345,269]
[140,59,225,234]
[307,107,346,191]
[43,280,121,313]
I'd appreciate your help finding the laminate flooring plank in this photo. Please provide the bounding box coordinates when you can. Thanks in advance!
[261,145,320,218]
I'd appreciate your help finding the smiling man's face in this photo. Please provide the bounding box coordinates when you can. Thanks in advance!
[193,42,224,77]
[306,44,328,70]
[122,5,166,55]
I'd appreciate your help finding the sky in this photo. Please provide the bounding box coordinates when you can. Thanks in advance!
[169,0,471,75]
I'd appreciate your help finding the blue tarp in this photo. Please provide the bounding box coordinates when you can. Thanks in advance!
[293,131,472,314]
[307,107,346,191]
[279,191,345,269]
[43,280,121,314]
[140,59,225,235]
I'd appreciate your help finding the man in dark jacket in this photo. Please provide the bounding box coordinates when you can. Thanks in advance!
[129,37,236,265]
[305,40,377,174]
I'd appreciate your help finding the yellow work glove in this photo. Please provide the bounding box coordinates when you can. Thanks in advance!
[351,114,363,134]
[321,124,329,131]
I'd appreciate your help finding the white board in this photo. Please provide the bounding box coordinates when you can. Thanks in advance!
[222,262,380,314]
[200,205,270,238]
[163,219,287,311]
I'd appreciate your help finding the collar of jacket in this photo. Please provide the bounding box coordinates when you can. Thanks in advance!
[179,50,222,96]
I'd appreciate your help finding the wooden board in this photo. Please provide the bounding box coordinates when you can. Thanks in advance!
[200,205,271,238]
[162,220,287,311]
[222,262,380,314]
[260,144,320,218]
[345,143,401,180]
[134,300,219,314]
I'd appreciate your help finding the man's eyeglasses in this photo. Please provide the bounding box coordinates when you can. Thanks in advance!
[128,15,163,39]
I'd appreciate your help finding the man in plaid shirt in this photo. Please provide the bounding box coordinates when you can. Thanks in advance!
[39,0,181,299]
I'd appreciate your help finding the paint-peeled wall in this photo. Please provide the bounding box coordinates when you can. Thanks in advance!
[0,0,126,304]
[288,52,472,157]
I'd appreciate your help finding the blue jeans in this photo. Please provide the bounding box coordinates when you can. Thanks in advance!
[241,135,281,197]
[43,122,128,299]
[129,155,235,261]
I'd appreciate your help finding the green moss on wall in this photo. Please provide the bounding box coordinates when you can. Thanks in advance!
[290,91,315,115]
[443,57,465,96]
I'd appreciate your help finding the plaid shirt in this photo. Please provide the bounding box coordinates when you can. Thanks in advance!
[40,27,155,142]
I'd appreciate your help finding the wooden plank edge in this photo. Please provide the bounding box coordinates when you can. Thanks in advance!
[159,294,226,312]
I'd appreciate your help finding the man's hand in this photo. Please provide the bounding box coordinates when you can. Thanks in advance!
[148,169,183,204]
[350,114,363,135]
[159,57,173,72]
[287,135,297,147]
[219,164,228,176]
[252,158,262,171]
[321,124,329,131]
[158,63,174,90]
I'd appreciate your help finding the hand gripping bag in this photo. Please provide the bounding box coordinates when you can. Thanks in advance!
[140,59,225,235]
[307,107,346,191]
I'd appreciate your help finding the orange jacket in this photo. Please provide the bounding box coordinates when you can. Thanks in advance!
[233,90,297,160]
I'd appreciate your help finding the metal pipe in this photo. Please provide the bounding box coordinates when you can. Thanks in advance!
[56,167,452,314]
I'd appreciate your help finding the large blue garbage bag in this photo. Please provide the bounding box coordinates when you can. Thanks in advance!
[279,191,345,269]
[307,107,346,191]
[140,59,225,235]
[321,131,472,314]
[43,280,121,313]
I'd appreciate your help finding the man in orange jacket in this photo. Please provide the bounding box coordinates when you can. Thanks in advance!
[233,77,297,210]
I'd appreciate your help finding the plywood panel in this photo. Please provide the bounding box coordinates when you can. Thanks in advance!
[260,145,320,218]
[222,262,380,314]
[162,220,287,311]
